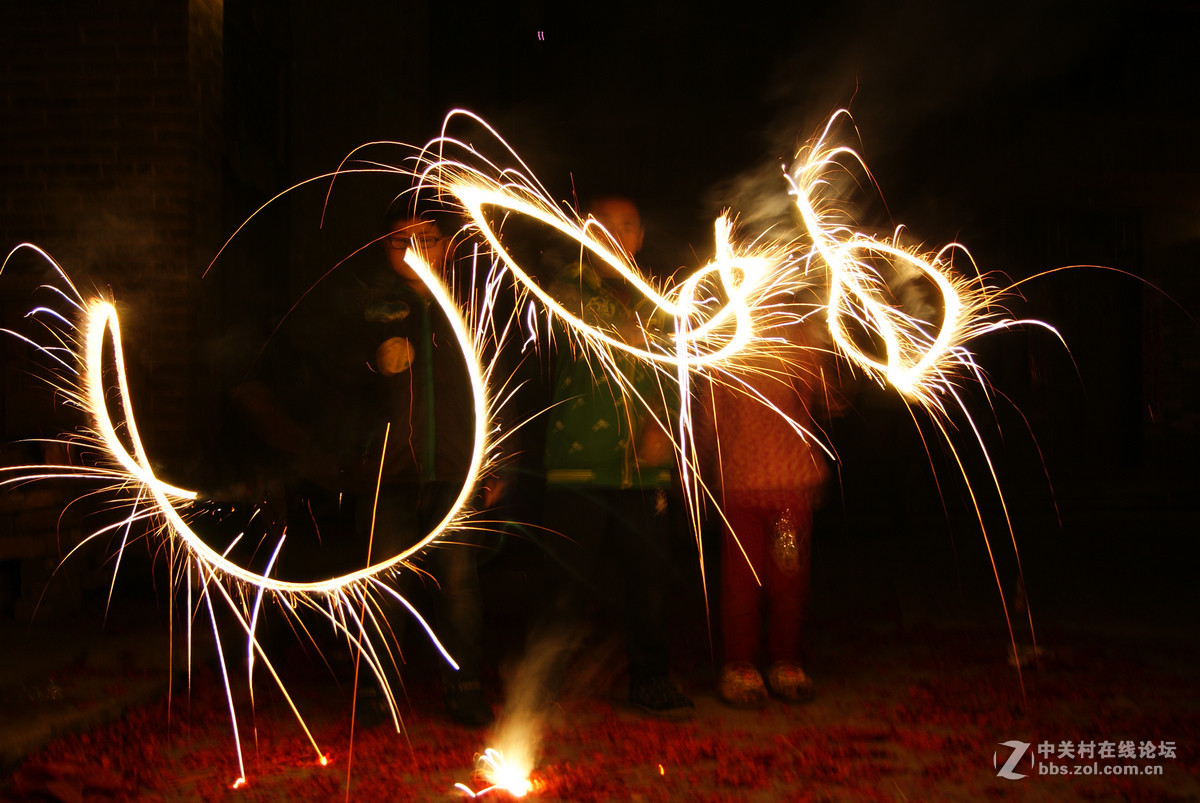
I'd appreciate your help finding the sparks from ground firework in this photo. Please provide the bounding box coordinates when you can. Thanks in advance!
[4,108,1053,793]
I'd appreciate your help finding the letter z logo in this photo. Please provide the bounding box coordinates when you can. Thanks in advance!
[994,740,1033,779]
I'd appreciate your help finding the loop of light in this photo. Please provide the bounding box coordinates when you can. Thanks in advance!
[79,246,492,595]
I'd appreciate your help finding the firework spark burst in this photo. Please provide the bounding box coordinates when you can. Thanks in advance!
[453,748,539,798]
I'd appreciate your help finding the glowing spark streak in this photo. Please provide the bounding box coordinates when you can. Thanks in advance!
[365,422,390,567]
[202,577,246,787]
[197,560,328,762]
[2,244,85,302]
[186,562,193,691]
[0,326,75,372]
[246,533,286,693]
[26,305,74,327]
[372,577,460,670]
[104,488,143,612]
[522,301,538,351]
[820,235,965,399]
[32,283,84,311]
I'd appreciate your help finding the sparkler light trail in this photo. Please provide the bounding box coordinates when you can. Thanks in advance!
[419,107,1053,567]
[3,108,1057,794]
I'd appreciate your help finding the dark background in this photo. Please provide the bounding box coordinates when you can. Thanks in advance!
[1,0,1197,638]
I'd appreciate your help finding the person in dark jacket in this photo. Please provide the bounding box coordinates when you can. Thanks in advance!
[355,199,494,727]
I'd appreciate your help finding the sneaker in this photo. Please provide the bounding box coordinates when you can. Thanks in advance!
[766,661,814,703]
[629,676,695,721]
[445,678,495,728]
[718,661,768,709]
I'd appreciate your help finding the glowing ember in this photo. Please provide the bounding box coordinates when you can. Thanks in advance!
[454,748,537,798]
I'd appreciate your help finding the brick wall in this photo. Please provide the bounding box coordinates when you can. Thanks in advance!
[0,0,223,618]
[1,0,222,456]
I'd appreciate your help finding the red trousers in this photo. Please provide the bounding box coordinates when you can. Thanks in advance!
[720,493,813,665]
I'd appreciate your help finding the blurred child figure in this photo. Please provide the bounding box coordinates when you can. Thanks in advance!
[539,196,694,719]
[702,318,831,707]
[361,198,495,727]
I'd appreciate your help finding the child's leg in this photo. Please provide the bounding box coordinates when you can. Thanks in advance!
[764,502,813,664]
[721,500,768,663]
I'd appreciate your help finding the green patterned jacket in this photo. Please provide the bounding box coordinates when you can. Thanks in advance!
[543,259,676,489]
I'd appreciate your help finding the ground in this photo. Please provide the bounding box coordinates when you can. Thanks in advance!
[1,493,1197,802]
